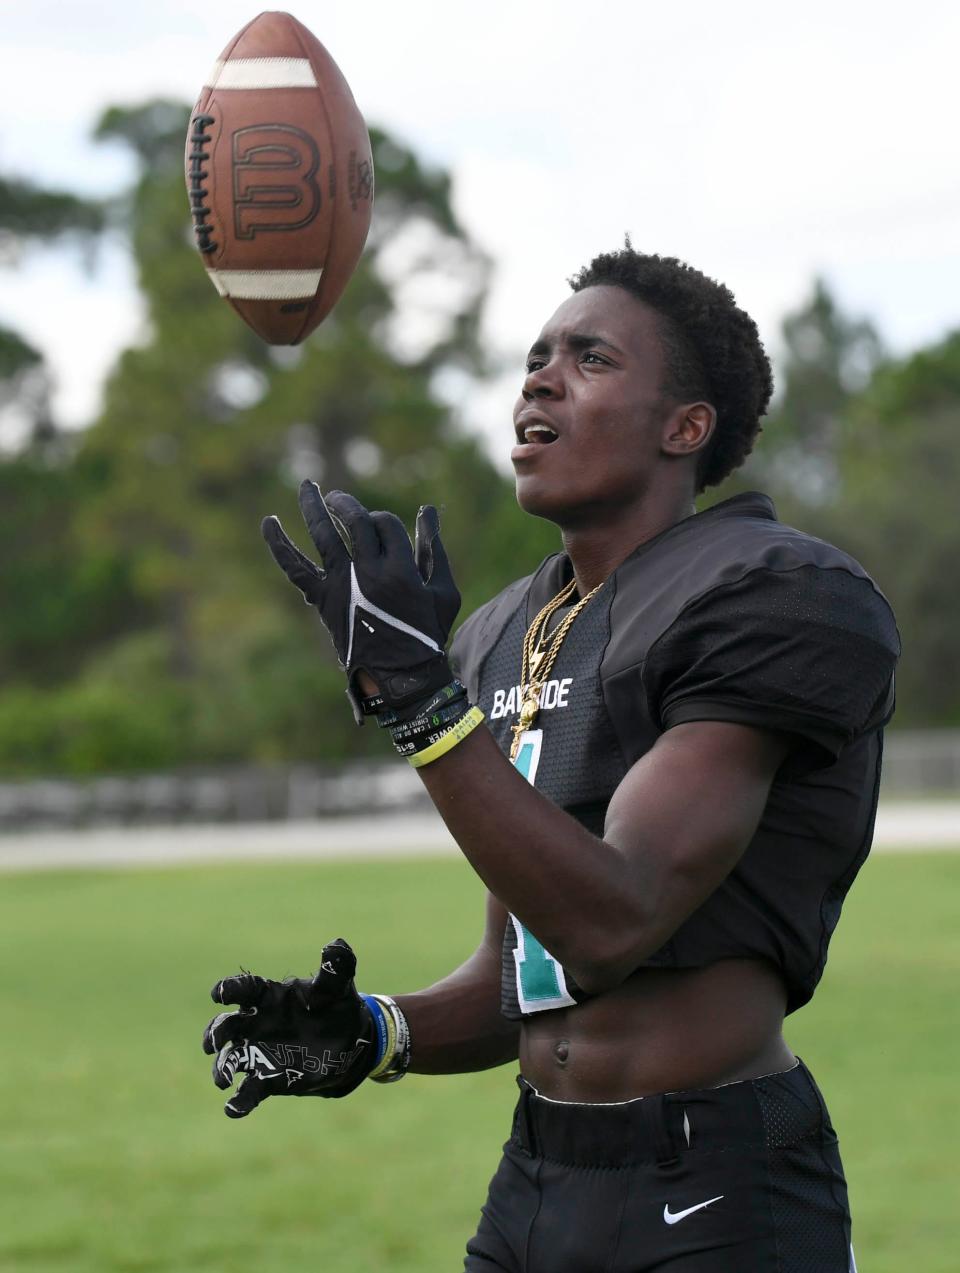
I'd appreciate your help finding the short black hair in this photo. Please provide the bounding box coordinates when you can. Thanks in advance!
[569,245,773,492]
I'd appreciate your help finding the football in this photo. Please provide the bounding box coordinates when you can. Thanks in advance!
[186,11,374,345]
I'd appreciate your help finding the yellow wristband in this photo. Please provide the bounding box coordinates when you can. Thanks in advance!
[408,706,485,769]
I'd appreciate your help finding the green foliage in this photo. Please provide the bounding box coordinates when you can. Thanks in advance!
[94,100,190,170]
[762,278,883,506]
[76,103,512,706]
[826,332,960,724]
[718,277,885,515]
[0,323,41,380]
[0,850,955,1271]
[0,324,48,444]
[0,678,187,777]
[713,279,958,726]
[0,171,104,444]
[0,100,555,774]
[0,174,103,242]
[0,454,145,686]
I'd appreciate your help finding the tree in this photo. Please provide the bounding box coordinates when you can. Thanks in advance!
[0,101,557,774]
[0,172,104,448]
[827,333,960,725]
[723,281,960,727]
[722,279,885,520]
[0,168,132,706]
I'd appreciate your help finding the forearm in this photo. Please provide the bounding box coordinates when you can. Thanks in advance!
[414,720,784,992]
[394,948,519,1075]
[417,725,635,975]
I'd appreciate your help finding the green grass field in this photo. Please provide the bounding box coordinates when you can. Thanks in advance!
[1,849,957,1272]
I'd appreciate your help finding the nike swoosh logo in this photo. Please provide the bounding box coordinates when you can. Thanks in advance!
[663,1195,724,1225]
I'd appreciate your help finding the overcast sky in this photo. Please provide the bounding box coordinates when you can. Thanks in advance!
[1,0,957,461]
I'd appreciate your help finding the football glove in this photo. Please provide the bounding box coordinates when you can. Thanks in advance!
[202,937,378,1118]
[262,484,461,716]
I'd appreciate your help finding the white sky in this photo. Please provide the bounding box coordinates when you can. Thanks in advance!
[1,0,958,462]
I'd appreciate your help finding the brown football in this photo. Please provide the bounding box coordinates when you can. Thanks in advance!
[186,11,373,345]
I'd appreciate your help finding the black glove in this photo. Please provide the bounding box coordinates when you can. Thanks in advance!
[202,938,378,1118]
[261,484,461,715]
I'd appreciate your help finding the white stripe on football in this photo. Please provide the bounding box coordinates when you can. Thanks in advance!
[208,269,324,300]
[205,58,318,90]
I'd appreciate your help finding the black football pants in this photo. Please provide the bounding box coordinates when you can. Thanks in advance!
[464,1060,855,1272]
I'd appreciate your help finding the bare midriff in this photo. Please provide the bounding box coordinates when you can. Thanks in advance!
[519,958,795,1101]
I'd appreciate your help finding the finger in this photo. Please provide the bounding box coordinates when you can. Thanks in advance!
[203,1011,230,1055]
[414,505,446,583]
[310,937,357,1005]
[370,510,414,560]
[203,1008,255,1055]
[211,971,271,1010]
[261,516,325,600]
[224,1073,269,1120]
[298,481,353,569]
[213,1040,246,1090]
[324,491,381,561]
[415,505,460,629]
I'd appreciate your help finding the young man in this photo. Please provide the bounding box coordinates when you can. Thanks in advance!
[203,248,899,1271]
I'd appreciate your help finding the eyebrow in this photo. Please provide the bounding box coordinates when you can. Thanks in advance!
[527,332,624,358]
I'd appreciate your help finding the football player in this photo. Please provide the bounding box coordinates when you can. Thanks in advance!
[203,247,899,1271]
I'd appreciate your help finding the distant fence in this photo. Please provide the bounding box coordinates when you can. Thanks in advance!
[881,731,960,795]
[0,763,428,832]
[0,731,957,831]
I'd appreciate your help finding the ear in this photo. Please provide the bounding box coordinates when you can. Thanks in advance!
[661,402,716,459]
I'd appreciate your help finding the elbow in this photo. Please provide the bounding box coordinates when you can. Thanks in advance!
[566,949,643,997]
[566,959,625,997]
[531,847,706,995]
[563,840,726,993]
[558,910,662,997]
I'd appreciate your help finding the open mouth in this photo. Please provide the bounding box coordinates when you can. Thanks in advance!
[520,422,559,444]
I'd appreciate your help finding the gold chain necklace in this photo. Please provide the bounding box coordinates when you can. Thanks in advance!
[509,577,603,760]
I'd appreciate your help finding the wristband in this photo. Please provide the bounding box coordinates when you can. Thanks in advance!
[375,680,467,729]
[407,706,485,768]
[362,994,390,1067]
[366,995,411,1083]
[389,698,470,744]
[390,703,474,759]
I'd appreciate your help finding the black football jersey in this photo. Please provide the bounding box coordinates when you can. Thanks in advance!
[450,493,900,1020]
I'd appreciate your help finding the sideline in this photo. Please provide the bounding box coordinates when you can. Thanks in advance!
[0,802,957,873]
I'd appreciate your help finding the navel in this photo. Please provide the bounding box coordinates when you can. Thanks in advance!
[553,1039,570,1066]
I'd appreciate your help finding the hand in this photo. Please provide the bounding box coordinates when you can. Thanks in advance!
[202,938,378,1118]
[262,485,461,713]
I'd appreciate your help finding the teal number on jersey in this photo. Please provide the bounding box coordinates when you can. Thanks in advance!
[513,738,537,781]
[510,916,568,1003]
[509,730,575,1013]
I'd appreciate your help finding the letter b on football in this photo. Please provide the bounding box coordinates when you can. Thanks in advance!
[232,124,321,240]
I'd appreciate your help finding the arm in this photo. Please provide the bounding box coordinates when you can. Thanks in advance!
[396,891,519,1074]
[417,719,789,994]
[202,905,518,1118]
[259,488,788,998]
[261,489,897,1021]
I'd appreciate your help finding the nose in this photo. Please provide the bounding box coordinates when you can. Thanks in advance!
[521,360,563,402]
